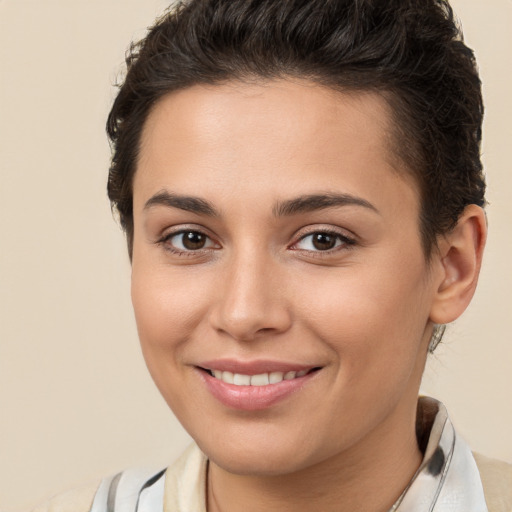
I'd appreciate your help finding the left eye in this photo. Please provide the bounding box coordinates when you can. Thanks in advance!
[166,231,216,251]
[294,232,349,251]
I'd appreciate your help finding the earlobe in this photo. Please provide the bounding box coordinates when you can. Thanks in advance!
[429,205,487,325]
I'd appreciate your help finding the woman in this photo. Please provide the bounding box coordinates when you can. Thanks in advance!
[34,0,511,510]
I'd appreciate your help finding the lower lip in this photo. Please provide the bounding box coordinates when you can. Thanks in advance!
[199,370,318,411]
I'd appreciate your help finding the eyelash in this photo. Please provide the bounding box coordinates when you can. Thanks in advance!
[157,229,218,257]
[157,228,356,257]
[291,229,356,255]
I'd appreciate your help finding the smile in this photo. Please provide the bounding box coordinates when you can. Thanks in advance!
[208,369,310,386]
[198,363,321,410]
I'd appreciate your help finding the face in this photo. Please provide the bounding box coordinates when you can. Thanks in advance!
[131,80,439,475]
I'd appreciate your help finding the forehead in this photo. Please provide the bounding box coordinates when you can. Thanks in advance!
[135,79,417,214]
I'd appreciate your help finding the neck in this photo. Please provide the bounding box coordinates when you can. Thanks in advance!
[207,398,423,512]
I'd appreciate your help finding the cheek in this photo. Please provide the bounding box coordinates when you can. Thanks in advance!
[294,256,432,373]
[130,264,209,370]
[288,261,432,444]
[130,265,218,422]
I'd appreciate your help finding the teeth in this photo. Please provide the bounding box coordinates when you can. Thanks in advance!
[222,371,234,384]
[210,369,309,386]
[250,373,269,386]
[233,373,251,385]
[269,371,284,384]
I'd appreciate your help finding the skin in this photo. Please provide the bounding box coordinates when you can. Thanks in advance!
[130,80,486,512]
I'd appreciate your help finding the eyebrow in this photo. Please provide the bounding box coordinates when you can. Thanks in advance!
[143,190,378,217]
[144,191,219,216]
[272,193,379,217]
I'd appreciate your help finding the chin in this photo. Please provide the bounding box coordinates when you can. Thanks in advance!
[208,449,313,477]
[196,428,326,477]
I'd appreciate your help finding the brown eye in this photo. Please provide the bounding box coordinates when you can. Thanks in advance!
[293,231,355,253]
[182,231,207,250]
[165,230,216,252]
[311,233,337,251]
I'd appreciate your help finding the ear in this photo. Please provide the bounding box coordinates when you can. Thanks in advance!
[429,205,487,325]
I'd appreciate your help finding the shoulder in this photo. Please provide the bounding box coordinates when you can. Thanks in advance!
[30,481,100,512]
[30,466,165,512]
[163,443,208,511]
[29,444,206,512]
[473,452,512,512]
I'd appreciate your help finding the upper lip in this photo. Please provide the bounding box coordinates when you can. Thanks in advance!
[198,359,321,375]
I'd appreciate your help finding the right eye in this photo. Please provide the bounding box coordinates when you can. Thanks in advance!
[162,230,217,253]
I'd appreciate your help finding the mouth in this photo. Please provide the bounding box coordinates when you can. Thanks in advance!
[201,367,321,386]
[197,362,322,410]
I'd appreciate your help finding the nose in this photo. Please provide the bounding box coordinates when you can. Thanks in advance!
[208,250,292,342]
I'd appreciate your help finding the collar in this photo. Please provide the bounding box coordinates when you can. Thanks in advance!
[390,396,488,512]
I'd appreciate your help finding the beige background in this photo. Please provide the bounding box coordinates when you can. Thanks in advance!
[0,1,510,510]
